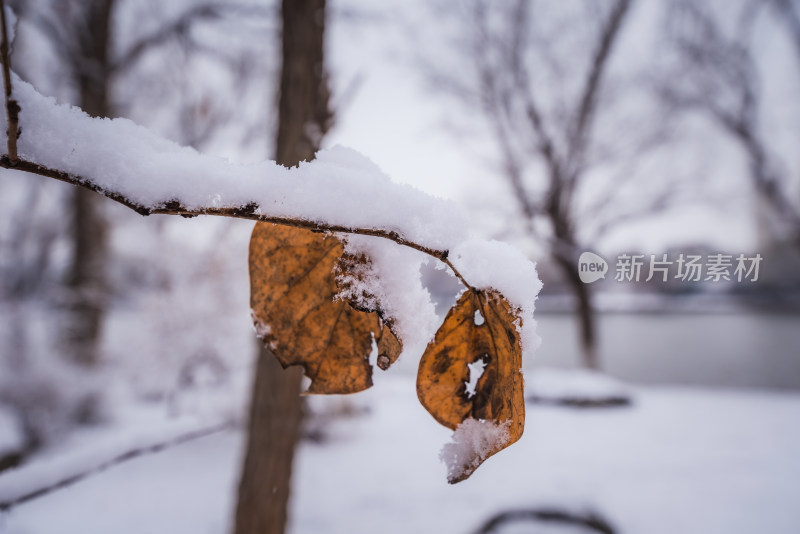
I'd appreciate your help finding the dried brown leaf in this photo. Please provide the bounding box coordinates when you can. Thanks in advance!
[416,289,524,482]
[249,222,401,394]
[375,319,402,370]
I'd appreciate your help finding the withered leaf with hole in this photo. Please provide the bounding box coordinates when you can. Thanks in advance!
[249,222,401,394]
[416,289,524,482]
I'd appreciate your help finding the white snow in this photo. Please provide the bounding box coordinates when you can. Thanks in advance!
[526,368,632,402]
[3,373,800,534]
[2,75,541,370]
[338,235,440,354]
[440,417,511,483]
[0,430,242,534]
[2,75,543,467]
[450,239,543,355]
[250,311,272,339]
[0,408,22,458]
[3,76,469,252]
[2,7,15,45]
[0,407,231,507]
[464,357,487,399]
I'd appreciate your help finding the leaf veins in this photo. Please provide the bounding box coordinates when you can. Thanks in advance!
[416,289,525,482]
[249,222,401,394]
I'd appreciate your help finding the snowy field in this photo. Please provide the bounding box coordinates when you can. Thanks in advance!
[2,0,799,532]
[2,370,799,534]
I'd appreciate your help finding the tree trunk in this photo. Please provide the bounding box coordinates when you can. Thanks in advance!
[233,0,331,533]
[233,354,304,534]
[64,188,108,368]
[63,0,116,368]
[555,255,599,370]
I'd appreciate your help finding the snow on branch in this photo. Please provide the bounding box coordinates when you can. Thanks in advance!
[0,421,233,511]
[0,69,486,278]
[0,2,543,487]
[0,0,544,363]
[0,76,463,246]
[0,3,17,163]
[0,69,541,315]
[0,2,540,348]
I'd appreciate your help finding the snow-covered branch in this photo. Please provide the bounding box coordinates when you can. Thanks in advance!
[0,71,480,282]
[0,2,18,163]
[0,69,540,352]
[0,421,234,511]
[0,1,543,489]
[0,153,458,272]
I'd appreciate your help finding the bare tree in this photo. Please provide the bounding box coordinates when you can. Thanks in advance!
[12,0,233,369]
[659,0,800,251]
[233,0,332,532]
[62,0,115,370]
[0,0,275,463]
[0,0,119,444]
[425,0,677,368]
[772,0,800,66]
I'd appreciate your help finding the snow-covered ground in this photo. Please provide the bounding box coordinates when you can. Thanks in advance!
[0,411,23,461]
[2,371,799,534]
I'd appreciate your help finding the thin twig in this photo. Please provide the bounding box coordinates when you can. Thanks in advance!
[0,155,474,289]
[0,421,234,511]
[113,3,275,73]
[0,0,19,164]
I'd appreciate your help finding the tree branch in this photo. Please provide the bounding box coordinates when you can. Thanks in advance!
[0,0,18,163]
[117,4,216,72]
[663,0,800,247]
[502,2,561,223]
[570,0,632,156]
[112,3,273,73]
[773,0,800,68]
[0,421,234,511]
[471,3,541,237]
[0,155,473,289]
[563,0,633,209]
[0,3,473,290]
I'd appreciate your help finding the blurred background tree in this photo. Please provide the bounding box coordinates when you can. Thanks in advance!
[417,0,686,369]
[658,0,800,253]
[234,0,331,532]
[0,0,275,467]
